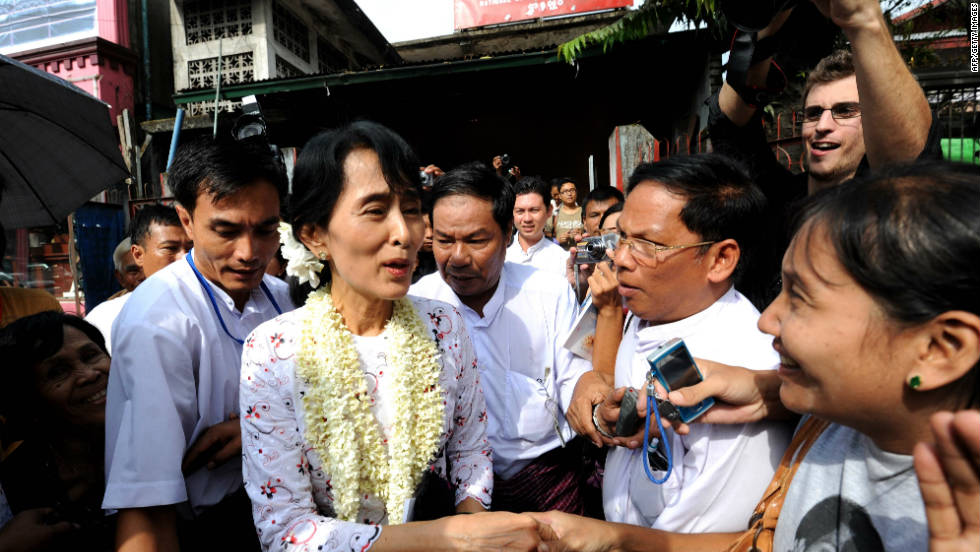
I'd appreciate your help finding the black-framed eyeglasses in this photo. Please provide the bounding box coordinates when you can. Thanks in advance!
[800,102,861,125]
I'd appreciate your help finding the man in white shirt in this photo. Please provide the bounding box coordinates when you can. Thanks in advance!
[84,238,138,350]
[411,163,606,515]
[103,137,293,551]
[579,154,793,533]
[505,176,567,278]
[85,205,191,353]
[112,238,144,294]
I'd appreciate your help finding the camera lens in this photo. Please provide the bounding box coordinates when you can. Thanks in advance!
[232,114,267,141]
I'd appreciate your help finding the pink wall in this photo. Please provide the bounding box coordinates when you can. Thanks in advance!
[24,0,135,125]
[97,0,130,48]
[43,53,136,125]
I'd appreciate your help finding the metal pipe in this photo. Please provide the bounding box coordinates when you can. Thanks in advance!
[141,0,151,120]
[213,39,223,138]
[166,108,185,171]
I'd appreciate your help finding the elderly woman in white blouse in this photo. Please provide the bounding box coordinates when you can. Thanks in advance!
[240,122,550,551]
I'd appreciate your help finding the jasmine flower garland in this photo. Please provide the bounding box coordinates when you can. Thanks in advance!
[295,287,444,524]
[278,222,324,287]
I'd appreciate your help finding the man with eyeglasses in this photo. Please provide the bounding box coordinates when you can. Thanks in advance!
[706,0,940,310]
[411,162,606,516]
[570,154,793,533]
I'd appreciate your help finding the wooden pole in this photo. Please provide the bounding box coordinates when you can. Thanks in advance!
[67,214,82,315]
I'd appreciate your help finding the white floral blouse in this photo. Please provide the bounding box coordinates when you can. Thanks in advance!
[240,296,493,552]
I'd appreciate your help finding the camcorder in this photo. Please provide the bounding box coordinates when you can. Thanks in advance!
[231,95,287,187]
[232,95,269,144]
[575,233,618,265]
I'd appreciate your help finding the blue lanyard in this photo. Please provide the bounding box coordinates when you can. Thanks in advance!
[642,380,673,484]
[185,252,283,345]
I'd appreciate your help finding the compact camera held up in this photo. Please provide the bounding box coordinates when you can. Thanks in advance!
[419,170,435,188]
[575,233,619,265]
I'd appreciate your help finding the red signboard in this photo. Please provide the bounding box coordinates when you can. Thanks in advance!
[454,0,633,30]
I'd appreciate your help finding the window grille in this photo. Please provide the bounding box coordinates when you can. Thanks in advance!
[185,99,241,117]
[317,38,349,73]
[272,2,310,62]
[925,83,980,165]
[187,51,254,89]
[183,0,252,45]
[275,54,303,78]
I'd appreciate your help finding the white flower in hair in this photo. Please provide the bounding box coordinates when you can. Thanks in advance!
[278,221,324,287]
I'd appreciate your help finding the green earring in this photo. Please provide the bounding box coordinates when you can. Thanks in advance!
[908,375,922,389]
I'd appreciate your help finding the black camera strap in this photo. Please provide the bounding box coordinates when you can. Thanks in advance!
[725,31,788,108]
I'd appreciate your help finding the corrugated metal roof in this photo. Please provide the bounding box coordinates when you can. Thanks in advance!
[173,47,560,104]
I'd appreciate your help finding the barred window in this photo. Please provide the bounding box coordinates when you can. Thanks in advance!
[272,2,310,62]
[186,99,241,117]
[317,38,350,73]
[183,0,252,45]
[275,55,303,78]
[187,51,254,89]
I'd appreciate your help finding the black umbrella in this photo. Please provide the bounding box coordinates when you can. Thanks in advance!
[0,54,129,229]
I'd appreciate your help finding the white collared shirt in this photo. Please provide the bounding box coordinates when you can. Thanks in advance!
[505,235,568,279]
[103,252,293,516]
[410,262,590,479]
[602,288,793,533]
[84,292,131,353]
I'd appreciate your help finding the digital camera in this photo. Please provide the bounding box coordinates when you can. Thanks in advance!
[575,233,618,265]
[646,338,714,423]
[419,170,434,188]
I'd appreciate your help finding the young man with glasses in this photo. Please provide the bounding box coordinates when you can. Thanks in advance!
[571,154,793,533]
[411,163,606,516]
[547,178,584,249]
[706,0,941,309]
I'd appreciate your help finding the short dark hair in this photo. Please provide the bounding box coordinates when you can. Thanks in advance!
[0,312,107,427]
[581,186,625,220]
[627,153,766,281]
[431,162,514,236]
[598,201,624,230]
[802,49,854,106]
[130,204,182,246]
[795,161,980,407]
[552,177,578,191]
[169,137,286,215]
[287,121,422,306]
[513,176,552,208]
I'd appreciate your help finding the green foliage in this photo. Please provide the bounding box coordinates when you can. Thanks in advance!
[557,0,724,64]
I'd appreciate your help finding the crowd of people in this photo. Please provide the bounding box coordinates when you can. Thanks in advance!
[0,0,977,551]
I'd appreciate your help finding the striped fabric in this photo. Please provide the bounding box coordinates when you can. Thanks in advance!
[490,439,587,514]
